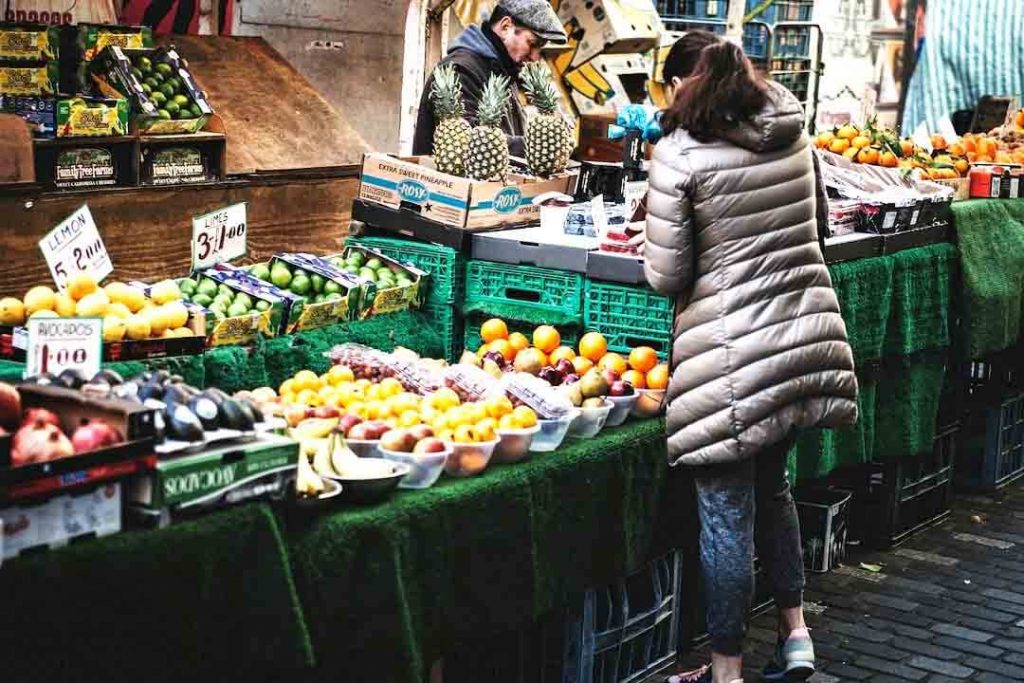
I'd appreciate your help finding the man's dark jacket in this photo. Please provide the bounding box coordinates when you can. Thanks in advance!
[413,24,526,158]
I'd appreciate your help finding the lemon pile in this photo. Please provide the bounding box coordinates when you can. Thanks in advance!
[0,273,194,343]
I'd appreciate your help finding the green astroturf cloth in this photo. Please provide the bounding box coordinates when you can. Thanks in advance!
[828,255,894,365]
[0,354,205,387]
[0,503,314,681]
[788,350,946,480]
[461,298,583,327]
[286,419,681,683]
[952,199,1024,357]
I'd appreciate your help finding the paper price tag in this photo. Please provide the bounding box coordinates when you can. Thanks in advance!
[590,194,609,239]
[192,202,247,271]
[25,318,103,380]
[624,180,648,220]
[38,205,113,292]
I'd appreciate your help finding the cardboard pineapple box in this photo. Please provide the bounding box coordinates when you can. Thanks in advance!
[555,0,662,69]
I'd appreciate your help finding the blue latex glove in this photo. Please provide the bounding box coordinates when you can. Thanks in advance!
[608,104,662,143]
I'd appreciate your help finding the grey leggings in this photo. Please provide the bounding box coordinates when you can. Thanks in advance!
[693,437,805,656]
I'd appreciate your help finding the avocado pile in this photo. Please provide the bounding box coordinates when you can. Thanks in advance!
[131,55,203,121]
[177,276,271,322]
[330,251,413,290]
[250,262,347,305]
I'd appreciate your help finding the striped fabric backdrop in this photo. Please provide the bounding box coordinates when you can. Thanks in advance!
[903,0,1024,134]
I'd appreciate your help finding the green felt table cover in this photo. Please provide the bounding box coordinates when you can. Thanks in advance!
[287,419,681,683]
[952,199,1024,358]
[0,503,314,680]
[0,354,205,387]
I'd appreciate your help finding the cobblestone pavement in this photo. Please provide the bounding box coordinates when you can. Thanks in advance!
[669,483,1024,682]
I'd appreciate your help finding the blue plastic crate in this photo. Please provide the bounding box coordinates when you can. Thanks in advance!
[658,0,727,20]
[958,393,1024,490]
[745,0,777,24]
[742,23,770,59]
[563,552,682,683]
[773,25,811,57]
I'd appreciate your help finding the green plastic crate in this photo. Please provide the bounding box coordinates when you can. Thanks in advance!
[583,281,674,357]
[422,301,465,364]
[346,236,466,305]
[463,261,584,325]
[463,314,580,355]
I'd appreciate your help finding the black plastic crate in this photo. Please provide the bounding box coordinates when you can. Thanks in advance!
[563,552,682,683]
[964,348,1024,400]
[795,488,851,573]
[657,0,728,20]
[828,425,955,548]
[957,392,1024,490]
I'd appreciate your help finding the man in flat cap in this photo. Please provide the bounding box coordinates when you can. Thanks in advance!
[413,0,567,159]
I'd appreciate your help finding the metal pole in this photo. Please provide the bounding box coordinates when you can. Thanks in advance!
[726,0,746,41]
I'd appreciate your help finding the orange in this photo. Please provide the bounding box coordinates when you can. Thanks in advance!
[814,131,835,149]
[571,356,594,374]
[489,338,516,362]
[1016,109,1024,128]
[899,138,915,157]
[948,142,965,157]
[598,352,628,375]
[930,134,947,150]
[480,318,509,344]
[622,369,647,389]
[646,364,669,390]
[549,346,576,364]
[856,146,879,164]
[963,137,977,154]
[507,332,530,353]
[532,325,561,354]
[579,332,608,362]
[879,151,899,168]
[628,346,659,373]
[954,158,970,175]
[851,135,871,150]
[842,147,859,160]
[828,138,851,154]
[836,124,859,140]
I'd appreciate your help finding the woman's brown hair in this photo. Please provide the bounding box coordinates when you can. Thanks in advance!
[661,40,768,142]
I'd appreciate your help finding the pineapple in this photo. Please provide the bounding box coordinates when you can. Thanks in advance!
[464,74,511,181]
[521,62,574,177]
[429,63,471,176]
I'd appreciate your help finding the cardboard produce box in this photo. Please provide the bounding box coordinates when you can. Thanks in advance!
[186,265,304,346]
[0,23,60,61]
[1,480,121,560]
[0,58,57,95]
[333,246,426,317]
[3,94,128,138]
[266,253,371,330]
[128,433,297,523]
[359,153,578,231]
[556,0,662,68]
[565,53,653,118]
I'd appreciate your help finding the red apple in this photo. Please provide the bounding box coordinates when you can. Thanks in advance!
[413,437,447,454]
[602,368,620,385]
[347,423,376,441]
[284,404,309,429]
[408,424,434,441]
[381,428,416,453]
[313,405,340,419]
[609,380,634,397]
[339,414,363,435]
[555,359,575,377]
[365,421,390,439]
[563,373,580,385]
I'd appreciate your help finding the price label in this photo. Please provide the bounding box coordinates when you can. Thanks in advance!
[25,317,103,381]
[38,205,113,291]
[590,194,609,238]
[192,202,247,271]
[624,180,648,221]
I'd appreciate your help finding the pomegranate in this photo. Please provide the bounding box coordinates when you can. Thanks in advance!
[20,407,60,430]
[0,382,21,430]
[12,420,73,466]
[70,419,124,454]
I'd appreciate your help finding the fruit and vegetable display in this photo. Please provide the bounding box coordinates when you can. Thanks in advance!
[814,119,970,180]
[130,53,204,121]
[0,273,195,343]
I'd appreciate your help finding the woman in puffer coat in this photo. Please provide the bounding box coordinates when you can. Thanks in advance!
[645,41,859,683]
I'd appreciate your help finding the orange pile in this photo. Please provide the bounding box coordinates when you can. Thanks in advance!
[814,121,970,180]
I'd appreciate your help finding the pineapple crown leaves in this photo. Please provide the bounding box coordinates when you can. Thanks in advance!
[429,63,466,121]
[520,62,559,115]
[477,73,511,128]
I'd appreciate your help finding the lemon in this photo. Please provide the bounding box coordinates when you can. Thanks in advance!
[106,302,132,318]
[169,327,193,338]
[104,281,132,305]
[145,306,169,337]
[76,290,111,318]
[327,364,355,386]
[23,286,56,316]
[102,315,126,342]
[149,279,182,305]
[161,301,189,329]
[161,329,177,339]
[54,293,77,317]
[122,286,147,313]
[125,314,151,340]
[0,297,25,325]
[293,370,321,392]
[29,309,58,319]
[66,272,99,301]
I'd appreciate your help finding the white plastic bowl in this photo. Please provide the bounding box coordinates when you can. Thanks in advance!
[530,409,581,452]
[346,438,381,458]
[605,393,639,427]
[493,425,541,464]
[442,438,500,477]
[630,389,667,418]
[379,446,450,489]
[568,400,613,438]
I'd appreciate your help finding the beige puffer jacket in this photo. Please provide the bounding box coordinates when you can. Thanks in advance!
[644,82,858,467]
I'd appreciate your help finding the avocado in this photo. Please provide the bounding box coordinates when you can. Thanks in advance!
[57,368,89,390]
[165,403,204,442]
[188,395,221,431]
[238,399,264,424]
[218,398,255,431]
[137,381,165,403]
[162,383,191,406]
[91,369,124,386]
[203,387,230,405]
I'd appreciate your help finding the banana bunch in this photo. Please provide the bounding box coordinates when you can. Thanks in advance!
[292,423,359,497]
